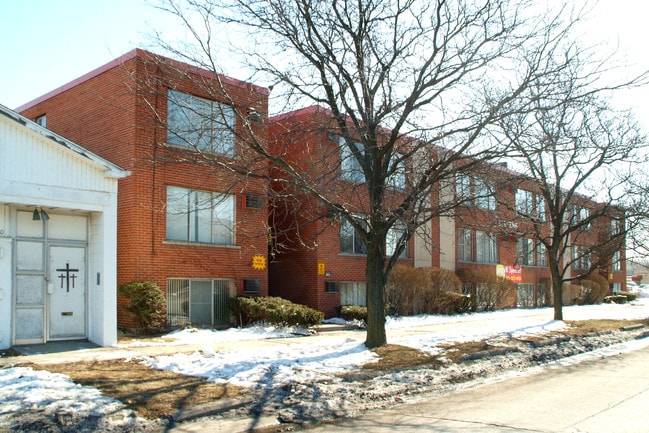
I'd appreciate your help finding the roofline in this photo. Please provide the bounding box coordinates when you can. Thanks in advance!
[16,48,268,112]
[269,105,333,122]
[0,103,130,179]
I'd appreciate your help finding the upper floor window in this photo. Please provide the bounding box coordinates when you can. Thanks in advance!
[456,173,472,205]
[386,222,408,258]
[167,89,235,156]
[537,242,548,267]
[476,231,498,263]
[387,157,407,190]
[573,205,590,229]
[340,217,367,255]
[517,237,535,266]
[612,250,621,271]
[535,195,546,222]
[475,178,496,210]
[458,228,474,262]
[339,137,365,183]
[611,218,621,235]
[166,186,235,245]
[515,189,533,216]
[35,115,47,127]
[572,245,591,270]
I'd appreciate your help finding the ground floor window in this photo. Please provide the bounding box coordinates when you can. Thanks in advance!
[517,283,535,308]
[166,278,235,327]
[340,281,366,307]
[612,283,622,293]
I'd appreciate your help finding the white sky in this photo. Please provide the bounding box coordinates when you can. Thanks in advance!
[1,1,648,120]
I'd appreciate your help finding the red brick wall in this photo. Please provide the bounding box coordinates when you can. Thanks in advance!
[21,51,270,329]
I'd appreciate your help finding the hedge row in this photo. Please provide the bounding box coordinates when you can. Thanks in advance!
[229,296,324,328]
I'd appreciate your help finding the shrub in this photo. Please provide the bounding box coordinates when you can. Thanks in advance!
[385,266,429,316]
[118,281,166,333]
[431,291,471,315]
[339,305,368,322]
[456,269,516,311]
[578,274,609,305]
[229,296,323,328]
[386,266,464,316]
[562,283,582,306]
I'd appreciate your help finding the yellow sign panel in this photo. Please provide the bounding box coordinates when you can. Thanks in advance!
[318,261,326,275]
[252,255,266,270]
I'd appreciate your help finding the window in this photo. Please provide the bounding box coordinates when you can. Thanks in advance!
[573,206,590,229]
[166,186,235,245]
[517,283,535,308]
[475,178,496,210]
[167,89,235,155]
[612,283,622,293]
[572,245,591,270]
[456,173,472,204]
[535,195,546,222]
[458,228,473,262]
[476,231,498,263]
[339,137,365,183]
[611,218,621,235]
[325,281,340,293]
[387,157,407,190]
[537,242,548,267]
[517,237,534,266]
[340,217,367,255]
[515,189,533,216]
[386,222,408,258]
[35,115,46,127]
[166,278,235,326]
[340,282,366,306]
[612,251,621,271]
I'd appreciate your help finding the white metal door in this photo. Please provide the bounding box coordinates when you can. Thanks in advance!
[48,246,86,340]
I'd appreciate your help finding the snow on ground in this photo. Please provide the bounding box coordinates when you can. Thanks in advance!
[2,298,649,431]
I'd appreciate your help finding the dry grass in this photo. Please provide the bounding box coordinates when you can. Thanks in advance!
[16,318,647,420]
[32,359,244,419]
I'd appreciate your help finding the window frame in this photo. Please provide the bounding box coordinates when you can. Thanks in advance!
[166,185,235,245]
[166,89,236,156]
[476,231,498,264]
[458,228,474,262]
[340,216,368,255]
[339,137,366,183]
[474,178,496,211]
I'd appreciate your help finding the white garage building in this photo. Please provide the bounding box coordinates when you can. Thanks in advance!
[0,103,128,349]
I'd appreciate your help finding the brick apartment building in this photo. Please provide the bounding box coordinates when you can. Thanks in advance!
[19,49,270,329]
[268,108,627,316]
[268,107,415,318]
[17,51,626,329]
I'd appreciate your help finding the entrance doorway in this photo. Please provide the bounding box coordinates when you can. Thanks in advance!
[13,211,88,345]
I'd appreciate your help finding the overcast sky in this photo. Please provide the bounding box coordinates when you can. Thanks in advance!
[1,1,648,122]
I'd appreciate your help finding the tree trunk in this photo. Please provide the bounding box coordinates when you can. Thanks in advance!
[365,241,387,348]
[549,255,564,321]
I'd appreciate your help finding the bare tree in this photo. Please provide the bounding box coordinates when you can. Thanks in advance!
[495,50,648,319]
[150,0,605,347]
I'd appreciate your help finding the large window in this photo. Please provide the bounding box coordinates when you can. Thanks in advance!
[515,189,533,216]
[475,178,496,210]
[537,242,548,267]
[167,278,235,326]
[612,250,621,271]
[476,231,498,263]
[458,228,473,262]
[167,89,235,155]
[456,173,472,204]
[517,237,535,266]
[340,217,367,255]
[572,245,591,270]
[340,282,367,306]
[339,137,365,183]
[386,222,408,258]
[387,157,407,190]
[166,186,235,245]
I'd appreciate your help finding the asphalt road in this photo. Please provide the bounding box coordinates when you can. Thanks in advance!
[303,343,649,433]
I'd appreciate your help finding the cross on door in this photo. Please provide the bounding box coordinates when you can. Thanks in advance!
[56,263,79,292]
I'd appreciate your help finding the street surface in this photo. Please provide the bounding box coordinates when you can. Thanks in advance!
[304,344,649,433]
